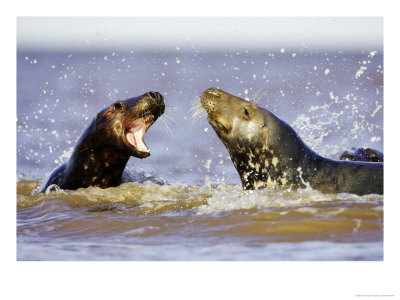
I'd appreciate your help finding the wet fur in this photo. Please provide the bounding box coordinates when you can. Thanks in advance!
[38,92,165,193]
[201,88,383,195]
[340,147,383,162]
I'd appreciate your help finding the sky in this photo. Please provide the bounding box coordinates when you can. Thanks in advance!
[17,17,383,51]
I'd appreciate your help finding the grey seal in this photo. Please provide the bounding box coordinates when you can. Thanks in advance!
[200,88,383,195]
[38,91,165,193]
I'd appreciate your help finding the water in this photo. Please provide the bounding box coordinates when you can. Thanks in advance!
[17,49,383,260]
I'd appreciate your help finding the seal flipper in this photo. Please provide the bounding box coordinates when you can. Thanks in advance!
[339,147,383,162]
[37,163,67,194]
[365,148,384,162]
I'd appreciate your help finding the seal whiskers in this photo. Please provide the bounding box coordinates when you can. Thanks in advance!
[251,86,268,104]
[250,86,263,103]
[106,87,118,101]
[159,107,179,137]
[164,109,179,126]
[189,97,207,122]
[160,115,174,137]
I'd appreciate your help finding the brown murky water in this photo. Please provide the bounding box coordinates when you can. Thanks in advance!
[17,179,383,260]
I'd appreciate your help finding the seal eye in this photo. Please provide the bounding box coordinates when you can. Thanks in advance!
[113,102,123,110]
[244,107,250,118]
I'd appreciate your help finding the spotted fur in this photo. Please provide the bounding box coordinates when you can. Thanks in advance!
[201,88,383,195]
[340,147,383,162]
[38,92,165,193]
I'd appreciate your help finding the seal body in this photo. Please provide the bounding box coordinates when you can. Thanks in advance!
[200,88,383,195]
[340,147,383,162]
[38,91,165,193]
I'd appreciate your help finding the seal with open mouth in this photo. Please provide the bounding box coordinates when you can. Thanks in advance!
[200,88,383,195]
[38,91,165,193]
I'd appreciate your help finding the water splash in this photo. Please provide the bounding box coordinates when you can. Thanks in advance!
[291,114,328,154]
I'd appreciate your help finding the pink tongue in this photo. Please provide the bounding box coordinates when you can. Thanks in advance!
[126,118,149,152]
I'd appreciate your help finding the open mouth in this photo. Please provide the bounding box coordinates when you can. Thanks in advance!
[125,115,154,153]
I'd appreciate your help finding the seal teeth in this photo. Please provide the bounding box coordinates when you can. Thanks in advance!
[126,117,150,152]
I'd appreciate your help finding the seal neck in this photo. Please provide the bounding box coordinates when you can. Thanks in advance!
[226,111,324,190]
[62,126,131,189]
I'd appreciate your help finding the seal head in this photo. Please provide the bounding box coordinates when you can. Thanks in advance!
[95,91,165,159]
[201,87,289,190]
[38,91,165,192]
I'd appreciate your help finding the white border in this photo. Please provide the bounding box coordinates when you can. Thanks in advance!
[3,0,399,299]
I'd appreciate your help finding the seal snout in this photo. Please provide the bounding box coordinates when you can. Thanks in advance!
[147,91,164,105]
[200,88,221,113]
[199,88,233,136]
[144,91,165,117]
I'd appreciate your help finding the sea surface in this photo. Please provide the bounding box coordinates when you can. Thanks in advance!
[17,48,383,260]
